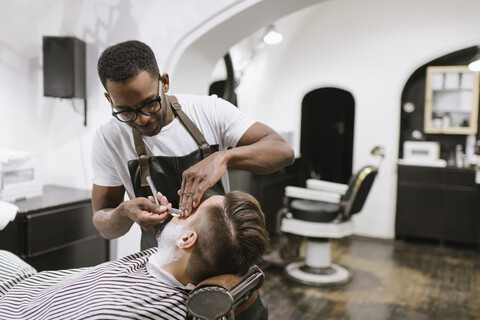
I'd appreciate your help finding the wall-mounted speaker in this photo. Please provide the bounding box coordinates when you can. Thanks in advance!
[43,36,86,99]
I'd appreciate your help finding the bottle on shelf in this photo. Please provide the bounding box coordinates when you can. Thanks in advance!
[442,112,452,128]
[455,144,464,168]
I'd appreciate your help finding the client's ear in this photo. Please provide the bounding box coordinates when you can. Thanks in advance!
[177,231,197,249]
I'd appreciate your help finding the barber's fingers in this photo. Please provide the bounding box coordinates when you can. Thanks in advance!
[146,195,168,212]
[147,193,172,212]
[190,182,208,211]
[124,197,157,216]
[178,178,194,216]
[179,178,203,217]
[136,207,169,231]
[179,153,227,216]
[128,197,170,230]
[177,190,190,217]
[137,211,169,230]
[183,193,195,218]
[179,181,209,218]
[155,192,170,207]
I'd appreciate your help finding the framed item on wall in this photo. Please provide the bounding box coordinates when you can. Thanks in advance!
[424,66,479,134]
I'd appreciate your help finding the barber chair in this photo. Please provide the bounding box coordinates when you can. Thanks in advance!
[186,265,267,320]
[278,146,384,286]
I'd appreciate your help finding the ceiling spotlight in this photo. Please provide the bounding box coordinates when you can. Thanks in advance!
[262,24,283,45]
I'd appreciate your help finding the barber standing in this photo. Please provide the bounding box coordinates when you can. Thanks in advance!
[91,40,294,249]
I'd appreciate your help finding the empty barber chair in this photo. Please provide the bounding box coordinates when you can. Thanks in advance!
[187,265,267,320]
[279,146,384,286]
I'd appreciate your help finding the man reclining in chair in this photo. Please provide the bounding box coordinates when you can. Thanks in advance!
[0,190,269,320]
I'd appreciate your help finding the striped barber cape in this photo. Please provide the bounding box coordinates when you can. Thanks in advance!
[0,248,188,320]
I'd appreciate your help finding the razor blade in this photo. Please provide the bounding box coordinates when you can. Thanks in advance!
[168,208,182,217]
[146,176,182,217]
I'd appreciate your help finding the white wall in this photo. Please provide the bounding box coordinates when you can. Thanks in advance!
[2,0,480,257]
[1,0,237,187]
[0,0,237,259]
[228,0,480,238]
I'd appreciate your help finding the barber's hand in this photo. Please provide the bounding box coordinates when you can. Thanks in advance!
[120,194,170,230]
[178,151,227,216]
[147,191,172,209]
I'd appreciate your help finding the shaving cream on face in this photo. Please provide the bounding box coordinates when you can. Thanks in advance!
[151,222,185,267]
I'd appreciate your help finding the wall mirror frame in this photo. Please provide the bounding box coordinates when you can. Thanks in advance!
[424,66,479,135]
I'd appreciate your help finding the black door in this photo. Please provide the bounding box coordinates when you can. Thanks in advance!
[299,88,355,185]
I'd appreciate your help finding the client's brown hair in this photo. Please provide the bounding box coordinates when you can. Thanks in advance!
[187,191,269,283]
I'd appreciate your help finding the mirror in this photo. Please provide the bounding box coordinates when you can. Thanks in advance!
[424,66,479,134]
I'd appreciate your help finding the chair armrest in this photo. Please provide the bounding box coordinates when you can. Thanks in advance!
[186,265,265,320]
[306,179,348,195]
[285,186,341,204]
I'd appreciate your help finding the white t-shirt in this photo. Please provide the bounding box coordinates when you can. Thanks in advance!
[92,94,256,200]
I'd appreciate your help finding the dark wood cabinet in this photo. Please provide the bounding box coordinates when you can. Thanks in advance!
[396,165,480,245]
[0,185,109,271]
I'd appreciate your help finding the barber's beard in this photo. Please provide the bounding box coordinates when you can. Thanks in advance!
[151,222,184,267]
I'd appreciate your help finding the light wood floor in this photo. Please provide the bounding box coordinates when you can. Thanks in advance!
[259,237,480,320]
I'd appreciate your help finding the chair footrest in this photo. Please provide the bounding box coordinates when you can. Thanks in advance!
[285,186,341,203]
[281,217,354,238]
[306,179,348,195]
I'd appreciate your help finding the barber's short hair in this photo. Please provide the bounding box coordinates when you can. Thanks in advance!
[97,40,160,89]
[188,191,270,282]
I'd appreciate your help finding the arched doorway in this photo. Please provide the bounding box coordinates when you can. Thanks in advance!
[299,88,355,185]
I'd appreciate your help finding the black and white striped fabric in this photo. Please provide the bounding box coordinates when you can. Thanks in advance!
[0,249,188,319]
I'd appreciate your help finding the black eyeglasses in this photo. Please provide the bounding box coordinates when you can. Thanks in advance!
[111,96,162,122]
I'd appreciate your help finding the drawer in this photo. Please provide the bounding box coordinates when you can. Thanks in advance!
[398,165,478,188]
[445,169,476,187]
[25,203,98,256]
[397,165,444,186]
[25,237,108,271]
[396,185,443,239]
[0,215,23,255]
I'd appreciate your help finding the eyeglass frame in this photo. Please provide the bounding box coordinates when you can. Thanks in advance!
[109,95,163,123]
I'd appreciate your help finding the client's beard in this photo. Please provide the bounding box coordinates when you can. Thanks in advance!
[151,222,184,267]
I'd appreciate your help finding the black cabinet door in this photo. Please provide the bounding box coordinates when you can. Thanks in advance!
[396,184,443,239]
[25,237,107,271]
[396,165,480,245]
[1,185,109,271]
[25,203,98,256]
[0,216,22,255]
[24,202,108,271]
[442,189,476,244]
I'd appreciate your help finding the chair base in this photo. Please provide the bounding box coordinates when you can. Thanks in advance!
[285,261,352,286]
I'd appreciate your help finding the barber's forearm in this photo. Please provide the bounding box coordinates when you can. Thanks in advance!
[226,135,295,174]
[93,205,134,240]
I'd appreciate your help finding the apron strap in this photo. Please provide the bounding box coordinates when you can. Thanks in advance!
[131,95,212,187]
[167,95,212,159]
[132,128,150,187]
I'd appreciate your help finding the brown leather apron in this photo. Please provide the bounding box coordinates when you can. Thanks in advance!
[128,96,225,249]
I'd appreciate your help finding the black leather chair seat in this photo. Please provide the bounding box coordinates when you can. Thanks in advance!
[290,199,340,222]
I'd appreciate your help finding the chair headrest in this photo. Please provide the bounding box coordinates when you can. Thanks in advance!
[186,265,264,319]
